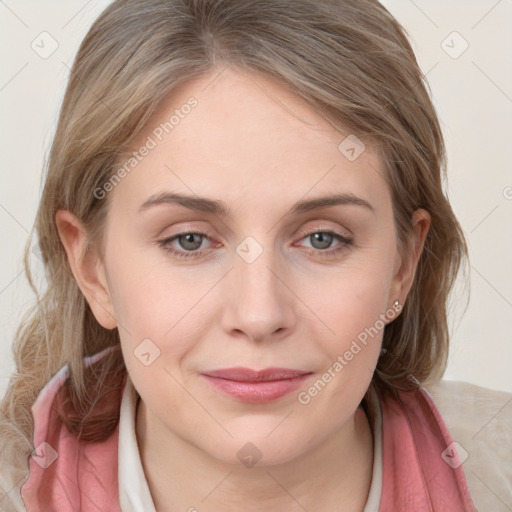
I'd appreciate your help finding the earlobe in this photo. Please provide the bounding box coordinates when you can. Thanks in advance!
[55,210,117,330]
[390,208,431,307]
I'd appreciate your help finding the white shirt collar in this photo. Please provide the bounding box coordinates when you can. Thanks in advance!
[118,375,382,511]
[118,375,157,512]
[363,386,383,512]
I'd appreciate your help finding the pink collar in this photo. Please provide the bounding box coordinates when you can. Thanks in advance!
[379,385,476,511]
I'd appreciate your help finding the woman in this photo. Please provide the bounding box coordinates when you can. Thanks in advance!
[1,0,503,510]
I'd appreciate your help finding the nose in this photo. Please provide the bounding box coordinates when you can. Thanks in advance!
[221,245,296,344]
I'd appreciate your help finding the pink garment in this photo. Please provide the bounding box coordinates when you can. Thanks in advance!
[21,351,476,511]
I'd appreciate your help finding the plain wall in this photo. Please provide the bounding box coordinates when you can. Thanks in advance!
[1,0,511,397]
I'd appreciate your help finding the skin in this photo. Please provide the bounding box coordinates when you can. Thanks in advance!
[56,66,430,511]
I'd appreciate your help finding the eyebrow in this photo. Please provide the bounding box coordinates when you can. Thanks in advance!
[138,191,375,216]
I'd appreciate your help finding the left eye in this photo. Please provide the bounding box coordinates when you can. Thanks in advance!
[172,232,205,251]
[297,230,353,256]
[302,231,338,250]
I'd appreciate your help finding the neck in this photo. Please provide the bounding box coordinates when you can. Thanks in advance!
[136,398,374,512]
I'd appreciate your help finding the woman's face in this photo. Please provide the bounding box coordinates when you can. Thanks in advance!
[94,67,420,466]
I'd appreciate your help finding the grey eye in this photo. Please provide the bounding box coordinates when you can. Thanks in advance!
[309,232,333,250]
[177,233,204,251]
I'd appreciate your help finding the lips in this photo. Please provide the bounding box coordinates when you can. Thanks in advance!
[201,367,313,403]
[203,367,311,381]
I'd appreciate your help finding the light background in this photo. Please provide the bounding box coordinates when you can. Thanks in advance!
[0,0,511,397]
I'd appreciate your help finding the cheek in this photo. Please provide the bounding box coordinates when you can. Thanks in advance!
[307,248,395,337]
[105,237,189,333]
[106,248,216,395]
[299,246,397,397]
[295,271,392,419]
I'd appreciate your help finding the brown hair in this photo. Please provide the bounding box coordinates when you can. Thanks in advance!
[0,0,468,506]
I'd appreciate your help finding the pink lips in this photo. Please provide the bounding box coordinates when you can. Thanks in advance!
[201,367,313,403]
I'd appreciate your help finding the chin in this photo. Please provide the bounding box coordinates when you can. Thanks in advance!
[198,427,311,469]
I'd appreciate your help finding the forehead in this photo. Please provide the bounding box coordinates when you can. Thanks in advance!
[113,67,390,216]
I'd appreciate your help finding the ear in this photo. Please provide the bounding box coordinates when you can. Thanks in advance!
[55,209,117,330]
[389,208,431,308]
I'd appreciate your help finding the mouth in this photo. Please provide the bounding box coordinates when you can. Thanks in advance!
[200,367,314,403]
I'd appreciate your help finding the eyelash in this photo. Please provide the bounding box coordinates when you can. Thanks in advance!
[157,228,353,260]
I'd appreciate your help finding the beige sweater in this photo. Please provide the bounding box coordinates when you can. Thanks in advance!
[425,380,512,512]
